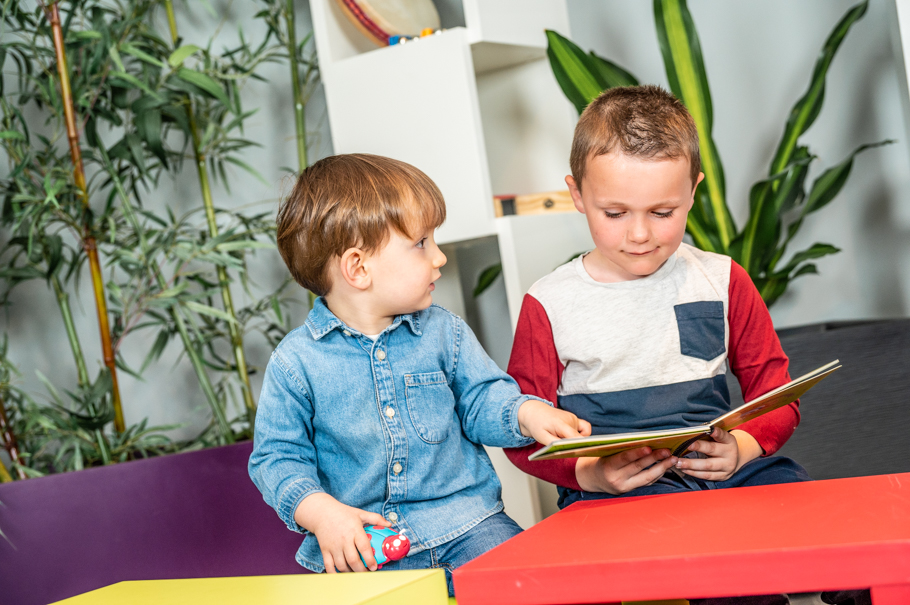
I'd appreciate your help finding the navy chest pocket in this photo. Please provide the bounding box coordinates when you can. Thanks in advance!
[674,301,726,361]
[405,371,455,444]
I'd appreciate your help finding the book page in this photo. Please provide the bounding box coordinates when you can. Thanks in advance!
[529,426,711,461]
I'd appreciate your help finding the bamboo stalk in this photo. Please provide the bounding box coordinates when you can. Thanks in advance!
[52,275,91,388]
[285,0,308,171]
[0,395,25,480]
[98,146,234,443]
[46,2,125,433]
[164,0,256,424]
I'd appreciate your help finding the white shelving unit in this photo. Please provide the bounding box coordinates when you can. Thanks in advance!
[310,0,594,527]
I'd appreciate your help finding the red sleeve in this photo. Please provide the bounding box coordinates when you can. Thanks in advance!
[727,261,800,455]
[503,294,582,490]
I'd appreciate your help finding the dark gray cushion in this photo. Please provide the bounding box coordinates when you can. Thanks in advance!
[726,319,910,480]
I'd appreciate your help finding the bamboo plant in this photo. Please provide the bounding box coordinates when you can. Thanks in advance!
[541,0,890,306]
[160,0,257,425]
[255,0,320,172]
[45,1,126,432]
[0,0,306,472]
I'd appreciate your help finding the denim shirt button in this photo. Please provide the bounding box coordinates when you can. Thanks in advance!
[343,330,351,337]
[376,349,386,361]
[388,512,399,522]
[392,462,403,474]
[385,407,395,418]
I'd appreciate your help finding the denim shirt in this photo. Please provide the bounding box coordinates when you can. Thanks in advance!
[249,299,540,572]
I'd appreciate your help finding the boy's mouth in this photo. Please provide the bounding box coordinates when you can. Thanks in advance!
[626,249,656,256]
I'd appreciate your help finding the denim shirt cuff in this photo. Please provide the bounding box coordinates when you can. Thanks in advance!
[279,478,325,533]
[504,394,552,446]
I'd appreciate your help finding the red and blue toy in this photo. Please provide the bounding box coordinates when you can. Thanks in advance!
[362,525,410,569]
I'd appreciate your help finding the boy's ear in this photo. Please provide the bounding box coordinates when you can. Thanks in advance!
[691,172,706,200]
[566,175,585,214]
[338,247,371,290]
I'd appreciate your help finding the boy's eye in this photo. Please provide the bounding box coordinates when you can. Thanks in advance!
[654,210,674,218]
[416,238,427,249]
[604,211,623,219]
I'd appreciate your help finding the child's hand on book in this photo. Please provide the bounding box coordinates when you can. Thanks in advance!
[293,492,392,573]
[517,399,592,445]
[575,447,678,495]
[674,427,762,481]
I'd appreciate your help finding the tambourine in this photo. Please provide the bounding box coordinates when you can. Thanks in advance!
[334,0,440,46]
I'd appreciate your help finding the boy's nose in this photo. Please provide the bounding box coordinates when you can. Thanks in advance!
[628,218,651,243]
[434,247,447,268]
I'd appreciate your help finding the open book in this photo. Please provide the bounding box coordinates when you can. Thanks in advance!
[529,360,841,461]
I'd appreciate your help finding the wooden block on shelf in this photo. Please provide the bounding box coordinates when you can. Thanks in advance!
[492,191,574,217]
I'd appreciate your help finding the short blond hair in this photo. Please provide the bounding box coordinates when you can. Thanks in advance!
[277,154,446,296]
[570,85,701,190]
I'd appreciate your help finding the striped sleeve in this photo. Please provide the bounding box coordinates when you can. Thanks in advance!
[727,261,800,455]
[503,294,582,490]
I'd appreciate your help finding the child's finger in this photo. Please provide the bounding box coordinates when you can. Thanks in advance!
[709,427,734,443]
[616,446,668,470]
[355,529,379,571]
[625,454,677,490]
[323,551,337,574]
[333,547,354,572]
[577,418,592,436]
[359,510,391,527]
[344,540,369,573]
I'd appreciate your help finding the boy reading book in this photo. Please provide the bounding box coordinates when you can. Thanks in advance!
[249,154,589,597]
[504,85,812,512]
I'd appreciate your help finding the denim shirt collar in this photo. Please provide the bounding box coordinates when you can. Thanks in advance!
[305,297,422,340]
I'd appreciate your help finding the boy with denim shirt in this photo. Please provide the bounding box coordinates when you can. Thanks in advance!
[504,85,811,514]
[249,153,589,595]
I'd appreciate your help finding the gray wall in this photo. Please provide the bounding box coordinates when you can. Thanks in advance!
[2,0,908,445]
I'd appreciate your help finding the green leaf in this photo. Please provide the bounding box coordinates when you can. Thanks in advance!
[769,1,869,174]
[214,240,274,252]
[120,43,165,68]
[121,133,148,177]
[545,30,604,114]
[735,157,811,273]
[140,329,171,373]
[473,263,502,298]
[802,140,891,217]
[0,131,25,140]
[109,71,163,101]
[135,109,167,167]
[108,45,126,72]
[168,44,201,67]
[183,301,238,325]
[778,243,840,276]
[44,234,64,279]
[654,0,734,249]
[223,156,269,185]
[72,30,103,40]
[176,68,231,109]
[588,52,639,89]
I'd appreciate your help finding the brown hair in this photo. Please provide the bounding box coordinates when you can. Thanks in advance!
[570,85,701,190]
[277,154,446,296]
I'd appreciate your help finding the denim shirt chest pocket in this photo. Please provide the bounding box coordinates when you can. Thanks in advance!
[674,301,726,361]
[405,371,456,443]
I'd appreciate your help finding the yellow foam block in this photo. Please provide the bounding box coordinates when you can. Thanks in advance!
[52,570,448,605]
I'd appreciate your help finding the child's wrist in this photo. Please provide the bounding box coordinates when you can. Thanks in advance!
[730,430,762,469]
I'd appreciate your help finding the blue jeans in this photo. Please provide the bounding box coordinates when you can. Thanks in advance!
[558,455,811,508]
[378,511,522,596]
